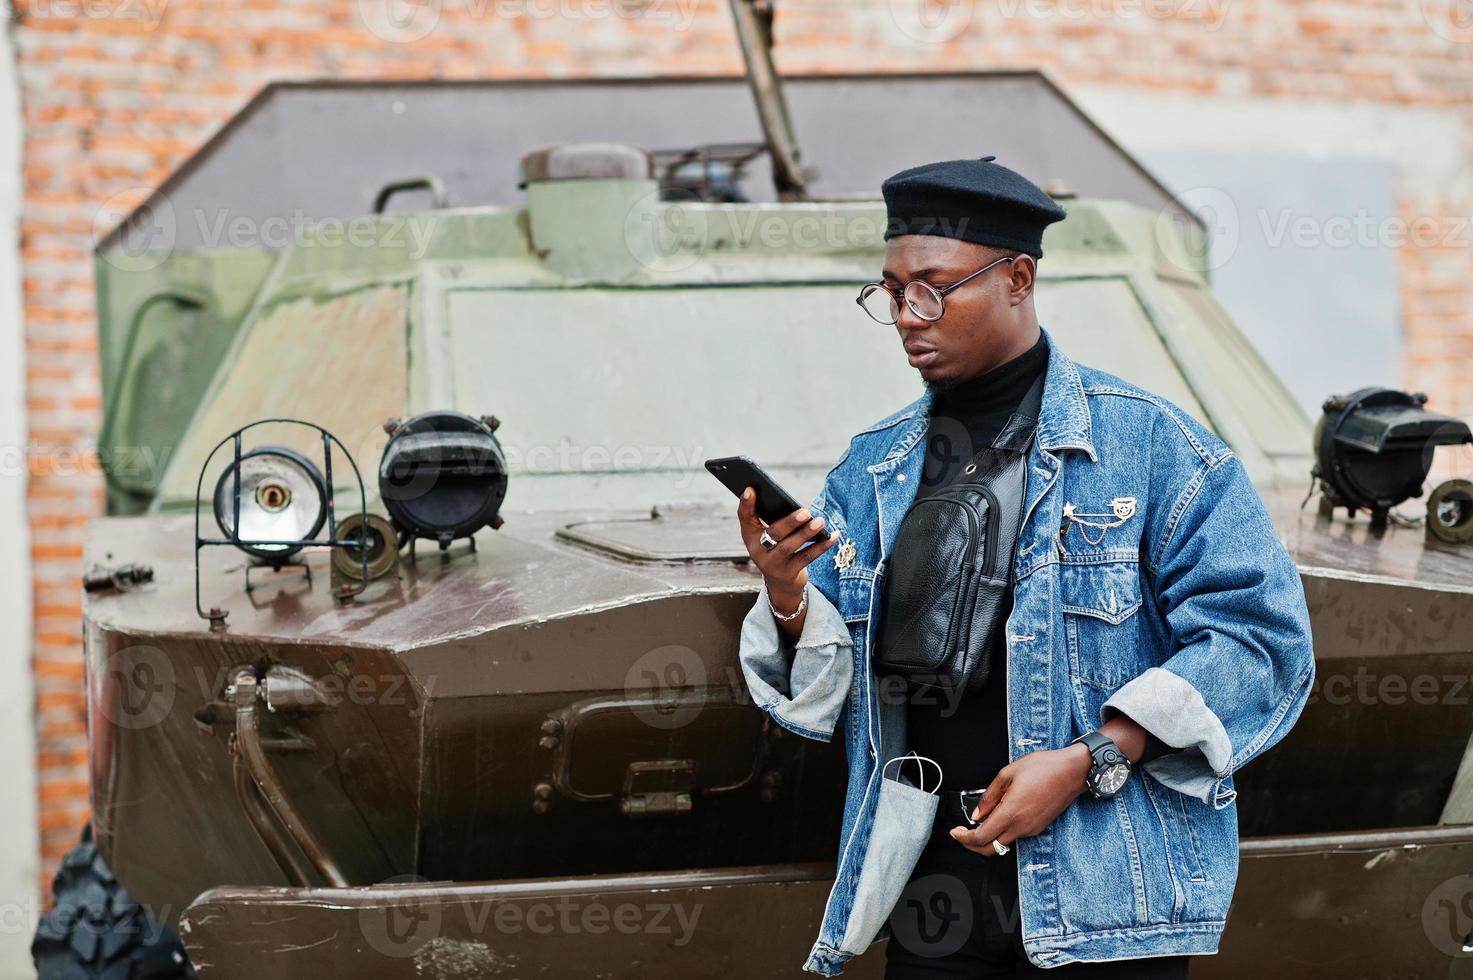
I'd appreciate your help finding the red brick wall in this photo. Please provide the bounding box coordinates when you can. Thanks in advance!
[15,0,1473,890]
[1399,189,1473,486]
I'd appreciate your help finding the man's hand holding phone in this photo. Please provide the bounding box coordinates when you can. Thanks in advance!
[736,488,840,637]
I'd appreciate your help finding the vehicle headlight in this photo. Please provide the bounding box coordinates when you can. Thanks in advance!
[379,411,508,550]
[1312,387,1471,529]
[212,446,327,560]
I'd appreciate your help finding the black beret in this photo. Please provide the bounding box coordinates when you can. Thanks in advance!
[881,155,1068,259]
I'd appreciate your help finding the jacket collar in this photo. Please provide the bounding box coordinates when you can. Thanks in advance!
[875,323,1098,465]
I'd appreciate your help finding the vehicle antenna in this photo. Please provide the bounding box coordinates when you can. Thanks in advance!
[727,0,808,200]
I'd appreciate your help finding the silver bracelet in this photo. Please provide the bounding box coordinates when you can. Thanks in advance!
[767,584,808,622]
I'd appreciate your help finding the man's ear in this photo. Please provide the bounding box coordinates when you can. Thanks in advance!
[1008,254,1037,307]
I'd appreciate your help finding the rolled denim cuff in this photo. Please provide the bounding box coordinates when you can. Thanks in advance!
[804,942,851,976]
[739,581,854,743]
[1100,666,1235,809]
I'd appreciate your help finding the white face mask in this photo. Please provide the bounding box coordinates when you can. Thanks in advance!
[836,752,943,954]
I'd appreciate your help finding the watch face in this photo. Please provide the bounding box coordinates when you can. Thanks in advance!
[1093,763,1131,798]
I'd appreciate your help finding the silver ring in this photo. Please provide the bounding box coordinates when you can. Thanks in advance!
[991,839,1009,856]
[759,530,778,550]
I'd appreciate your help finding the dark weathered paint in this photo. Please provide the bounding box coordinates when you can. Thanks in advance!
[176,831,1473,979]
[180,865,886,979]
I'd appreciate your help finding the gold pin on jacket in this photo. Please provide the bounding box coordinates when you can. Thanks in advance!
[834,538,857,570]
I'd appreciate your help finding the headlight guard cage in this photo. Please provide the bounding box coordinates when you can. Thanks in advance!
[193,418,370,625]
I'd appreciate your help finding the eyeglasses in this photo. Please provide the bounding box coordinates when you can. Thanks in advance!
[856,254,1016,325]
[958,787,987,828]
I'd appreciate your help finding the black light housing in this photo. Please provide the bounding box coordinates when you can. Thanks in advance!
[379,411,509,551]
[1311,387,1472,528]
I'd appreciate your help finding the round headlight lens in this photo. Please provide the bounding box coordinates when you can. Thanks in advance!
[212,446,327,559]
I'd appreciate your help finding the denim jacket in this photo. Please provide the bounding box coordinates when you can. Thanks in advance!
[738,325,1315,974]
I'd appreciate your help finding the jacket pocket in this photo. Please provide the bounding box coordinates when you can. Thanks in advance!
[1140,771,1208,882]
[1060,557,1146,689]
[838,567,876,625]
[1059,557,1142,624]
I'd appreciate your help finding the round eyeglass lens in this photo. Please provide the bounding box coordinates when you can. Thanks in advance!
[904,281,945,321]
[859,284,899,324]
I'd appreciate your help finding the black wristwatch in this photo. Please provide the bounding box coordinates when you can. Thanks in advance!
[1070,730,1132,800]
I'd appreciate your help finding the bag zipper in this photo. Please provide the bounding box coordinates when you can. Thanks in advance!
[953,486,999,661]
[905,481,1002,670]
[907,480,1000,579]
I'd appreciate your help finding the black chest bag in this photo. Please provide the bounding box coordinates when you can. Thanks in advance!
[873,372,1045,695]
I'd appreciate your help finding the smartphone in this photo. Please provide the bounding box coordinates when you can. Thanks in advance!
[705,455,806,524]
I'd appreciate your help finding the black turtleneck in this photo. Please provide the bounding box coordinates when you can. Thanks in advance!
[895,331,1049,810]
[919,331,1049,497]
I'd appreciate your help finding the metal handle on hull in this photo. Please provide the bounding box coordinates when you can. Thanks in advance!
[230,669,350,887]
[231,753,315,887]
[372,176,447,214]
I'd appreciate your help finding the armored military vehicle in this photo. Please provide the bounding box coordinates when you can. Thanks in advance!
[38,8,1473,978]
